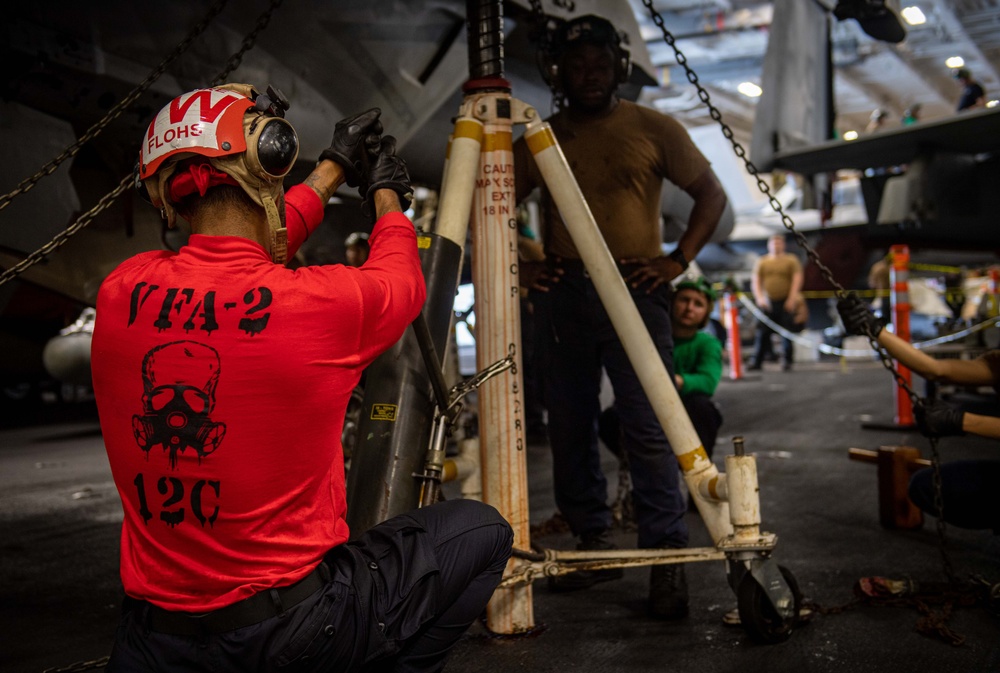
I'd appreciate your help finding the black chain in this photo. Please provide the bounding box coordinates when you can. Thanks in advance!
[42,656,110,673]
[0,0,286,290]
[0,175,132,287]
[525,0,564,115]
[640,0,955,583]
[210,0,285,86]
[0,0,231,214]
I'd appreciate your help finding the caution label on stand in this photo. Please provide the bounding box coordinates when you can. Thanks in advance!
[370,404,398,421]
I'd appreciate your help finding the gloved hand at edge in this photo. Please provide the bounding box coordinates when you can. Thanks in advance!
[914,398,966,438]
[837,292,884,337]
[318,108,383,188]
[361,136,412,221]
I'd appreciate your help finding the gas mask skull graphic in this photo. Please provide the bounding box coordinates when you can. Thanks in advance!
[132,341,226,468]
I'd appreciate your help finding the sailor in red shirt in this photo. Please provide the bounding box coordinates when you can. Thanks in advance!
[93,83,512,672]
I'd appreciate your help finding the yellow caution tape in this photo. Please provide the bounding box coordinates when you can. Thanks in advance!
[909,262,964,274]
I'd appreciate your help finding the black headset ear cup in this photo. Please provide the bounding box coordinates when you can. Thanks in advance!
[618,47,632,84]
[245,116,299,179]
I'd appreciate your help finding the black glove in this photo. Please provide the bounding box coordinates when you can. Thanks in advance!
[914,399,966,438]
[318,108,383,188]
[837,292,883,337]
[361,136,412,220]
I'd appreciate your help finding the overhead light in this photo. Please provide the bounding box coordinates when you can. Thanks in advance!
[945,56,965,69]
[737,82,762,98]
[843,130,859,141]
[987,100,999,108]
[900,6,925,25]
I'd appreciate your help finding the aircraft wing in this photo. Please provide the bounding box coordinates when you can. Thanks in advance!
[772,107,1000,175]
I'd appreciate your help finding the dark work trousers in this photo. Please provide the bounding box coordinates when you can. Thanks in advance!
[106,499,513,673]
[683,393,723,461]
[599,394,722,462]
[520,297,546,436]
[531,264,688,550]
[752,301,794,366]
[908,459,1000,533]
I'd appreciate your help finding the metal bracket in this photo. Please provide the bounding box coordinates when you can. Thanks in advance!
[716,531,779,553]
[499,546,727,588]
[457,94,539,126]
[749,557,795,620]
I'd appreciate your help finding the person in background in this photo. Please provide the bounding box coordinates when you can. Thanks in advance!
[838,293,1000,533]
[600,275,725,466]
[901,103,922,125]
[954,68,986,112]
[344,230,370,267]
[749,234,803,371]
[513,13,727,620]
[867,253,891,317]
[92,83,512,672]
[865,108,888,133]
[670,277,724,459]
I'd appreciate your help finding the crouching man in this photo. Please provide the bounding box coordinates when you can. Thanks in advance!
[93,84,512,672]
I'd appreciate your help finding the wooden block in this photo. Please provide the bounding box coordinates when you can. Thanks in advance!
[848,448,878,464]
[876,446,924,529]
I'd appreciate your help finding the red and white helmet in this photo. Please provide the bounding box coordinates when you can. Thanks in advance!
[136,83,299,263]
[138,86,254,180]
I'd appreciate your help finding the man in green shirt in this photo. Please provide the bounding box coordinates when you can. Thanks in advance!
[671,277,724,459]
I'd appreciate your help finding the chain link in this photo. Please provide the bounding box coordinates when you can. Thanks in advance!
[42,656,110,673]
[0,0,286,290]
[639,0,956,582]
[0,0,230,214]
[0,175,133,287]
[448,345,516,412]
[525,0,565,114]
[210,0,285,86]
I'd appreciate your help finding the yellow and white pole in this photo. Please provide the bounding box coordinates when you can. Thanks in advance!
[521,117,734,544]
[435,114,484,248]
[469,89,533,634]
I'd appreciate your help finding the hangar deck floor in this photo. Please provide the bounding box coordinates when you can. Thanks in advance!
[2,358,999,673]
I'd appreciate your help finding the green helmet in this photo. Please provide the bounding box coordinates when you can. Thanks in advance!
[675,276,717,302]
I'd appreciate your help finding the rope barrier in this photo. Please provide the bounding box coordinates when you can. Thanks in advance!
[720,287,971,301]
[734,293,1000,358]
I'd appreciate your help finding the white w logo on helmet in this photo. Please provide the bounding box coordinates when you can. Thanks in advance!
[139,88,253,179]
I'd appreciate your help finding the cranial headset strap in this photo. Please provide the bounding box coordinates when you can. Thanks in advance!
[262,193,287,264]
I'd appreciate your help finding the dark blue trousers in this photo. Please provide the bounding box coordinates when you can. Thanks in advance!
[752,302,794,366]
[683,393,723,460]
[106,499,513,673]
[532,267,688,549]
[908,459,1000,533]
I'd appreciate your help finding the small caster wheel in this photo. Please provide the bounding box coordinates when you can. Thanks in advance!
[737,564,801,644]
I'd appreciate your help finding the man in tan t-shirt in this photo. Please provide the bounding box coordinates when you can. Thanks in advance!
[750,234,803,371]
[512,14,727,621]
